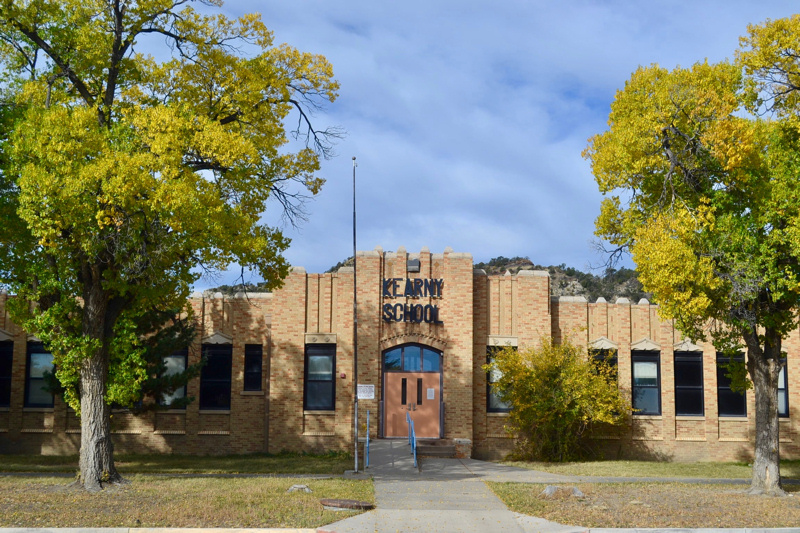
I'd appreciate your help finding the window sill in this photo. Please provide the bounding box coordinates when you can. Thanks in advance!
[23,407,54,412]
[675,415,705,420]
[0,407,9,412]
[240,390,265,396]
[632,414,662,420]
[199,410,231,415]
[487,411,510,417]
[718,415,748,419]
[304,410,335,415]
[158,409,187,414]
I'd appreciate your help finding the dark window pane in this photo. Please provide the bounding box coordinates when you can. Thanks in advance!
[244,344,263,392]
[633,386,660,415]
[718,389,747,416]
[384,348,401,371]
[422,348,440,372]
[199,344,232,409]
[717,353,746,417]
[403,345,421,371]
[675,360,703,387]
[304,344,335,411]
[305,381,334,410]
[199,382,232,410]
[26,343,54,408]
[0,342,12,375]
[675,388,704,416]
[0,342,12,407]
[778,365,788,417]
[632,351,660,415]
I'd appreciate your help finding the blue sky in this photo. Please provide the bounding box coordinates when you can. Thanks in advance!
[198,1,800,289]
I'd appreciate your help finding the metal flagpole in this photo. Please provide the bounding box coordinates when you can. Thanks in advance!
[352,156,359,473]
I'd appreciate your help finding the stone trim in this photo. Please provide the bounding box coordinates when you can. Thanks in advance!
[631,337,661,351]
[589,336,619,350]
[0,328,12,341]
[673,338,703,352]
[202,331,233,345]
[487,336,518,347]
[305,333,337,344]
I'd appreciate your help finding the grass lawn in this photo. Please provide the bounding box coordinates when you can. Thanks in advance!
[488,481,800,528]
[0,474,373,528]
[502,458,800,479]
[0,451,354,475]
[0,452,371,528]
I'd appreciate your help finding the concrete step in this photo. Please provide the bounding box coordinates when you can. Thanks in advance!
[417,439,456,458]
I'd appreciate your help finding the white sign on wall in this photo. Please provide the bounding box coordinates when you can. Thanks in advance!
[357,384,375,400]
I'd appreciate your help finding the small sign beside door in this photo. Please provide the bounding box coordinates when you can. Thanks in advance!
[357,384,375,400]
[427,388,435,400]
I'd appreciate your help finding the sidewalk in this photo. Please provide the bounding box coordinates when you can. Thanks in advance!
[322,439,585,533]
[321,439,793,533]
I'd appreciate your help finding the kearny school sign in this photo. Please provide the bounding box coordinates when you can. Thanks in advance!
[382,278,444,324]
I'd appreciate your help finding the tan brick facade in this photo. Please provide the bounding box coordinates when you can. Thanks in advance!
[1,247,800,462]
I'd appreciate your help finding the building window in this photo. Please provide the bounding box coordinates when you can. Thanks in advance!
[25,342,54,408]
[304,344,335,410]
[717,352,746,417]
[383,344,441,373]
[160,348,187,408]
[487,346,511,413]
[632,350,660,415]
[0,341,12,407]
[199,344,232,410]
[779,358,789,418]
[674,351,704,416]
[244,344,263,391]
[590,348,618,381]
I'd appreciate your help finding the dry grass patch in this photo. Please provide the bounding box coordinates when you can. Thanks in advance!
[502,459,800,479]
[0,452,353,475]
[488,481,800,528]
[0,474,373,528]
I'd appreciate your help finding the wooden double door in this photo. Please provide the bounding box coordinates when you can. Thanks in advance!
[382,344,442,438]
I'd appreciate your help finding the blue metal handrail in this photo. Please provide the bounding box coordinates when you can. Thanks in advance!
[365,410,370,468]
[406,410,417,467]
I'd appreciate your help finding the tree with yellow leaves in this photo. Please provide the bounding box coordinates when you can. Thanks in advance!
[485,339,629,462]
[585,16,800,495]
[0,0,339,491]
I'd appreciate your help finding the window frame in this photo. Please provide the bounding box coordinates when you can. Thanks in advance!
[590,348,618,382]
[382,344,441,373]
[778,356,789,418]
[631,350,661,416]
[25,342,54,408]
[199,344,232,410]
[486,346,511,413]
[674,350,704,416]
[243,344,263,392]
[304,343,336,411]
[716,352,747,417]
[160,348,188,409]
[0,341,12,408]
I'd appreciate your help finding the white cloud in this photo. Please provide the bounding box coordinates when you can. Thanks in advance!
[194,0,800,288]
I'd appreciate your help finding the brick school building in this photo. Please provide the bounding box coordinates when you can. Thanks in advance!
[1,246,799,461]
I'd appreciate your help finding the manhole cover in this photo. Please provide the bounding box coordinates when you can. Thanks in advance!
[319,498,374,511]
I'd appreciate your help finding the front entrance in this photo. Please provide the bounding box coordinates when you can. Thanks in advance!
[382,344,442,438]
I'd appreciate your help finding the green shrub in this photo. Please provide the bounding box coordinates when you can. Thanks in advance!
[485,338,630,461]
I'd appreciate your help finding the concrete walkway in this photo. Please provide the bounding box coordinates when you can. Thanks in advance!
[321,439,796,533]
[321,439,585,533]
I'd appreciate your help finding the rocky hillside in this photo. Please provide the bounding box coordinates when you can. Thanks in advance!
[212,256,651,303]
[474,256,650,303]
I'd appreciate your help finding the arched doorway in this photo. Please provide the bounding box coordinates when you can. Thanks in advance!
[382,344,442,438]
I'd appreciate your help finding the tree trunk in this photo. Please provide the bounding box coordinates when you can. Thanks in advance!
[78,348,123,492]
[78,271,125,492]
[746,330,784,496]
